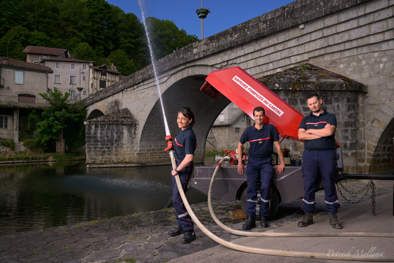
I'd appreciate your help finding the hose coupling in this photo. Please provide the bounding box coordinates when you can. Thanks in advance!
[164,135,173,151]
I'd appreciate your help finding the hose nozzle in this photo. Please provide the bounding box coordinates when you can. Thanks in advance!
[164,135,173,151]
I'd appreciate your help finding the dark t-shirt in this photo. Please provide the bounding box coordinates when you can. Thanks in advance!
[174,126,197,160]
[298,110,337,150]
[239,123,279,158]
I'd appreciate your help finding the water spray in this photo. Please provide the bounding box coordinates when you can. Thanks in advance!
[137,0,171,137]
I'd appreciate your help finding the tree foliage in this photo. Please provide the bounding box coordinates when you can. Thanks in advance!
[28,88,87,151]
[0,0,199,76]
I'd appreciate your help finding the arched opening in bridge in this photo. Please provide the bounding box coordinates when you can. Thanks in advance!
[87,109,105,120]
[139,75,231,164]
[369,117,394,174]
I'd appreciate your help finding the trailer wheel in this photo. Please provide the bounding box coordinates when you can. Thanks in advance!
[240,188,280,220]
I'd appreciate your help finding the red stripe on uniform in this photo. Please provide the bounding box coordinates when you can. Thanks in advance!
[306,121,328,125]
[249,137,271,143]
[175,138,183,147]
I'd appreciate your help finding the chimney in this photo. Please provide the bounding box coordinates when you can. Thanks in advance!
[111,63,117,71]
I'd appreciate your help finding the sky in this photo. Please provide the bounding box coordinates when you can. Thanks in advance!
[106,0,295,39]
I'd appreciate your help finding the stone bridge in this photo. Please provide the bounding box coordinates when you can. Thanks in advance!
[84,0,394,174]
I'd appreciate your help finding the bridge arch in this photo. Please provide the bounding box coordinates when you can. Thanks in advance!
[369,117,394,174]
[138,69,230,164]
[87,109,105,120]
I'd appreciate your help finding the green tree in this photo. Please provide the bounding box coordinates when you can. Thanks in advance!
[28,31,54,47]
[73,42,97,62]
[21,0,61,38]
[0,0,25,37]
[145,17,199,61]
[86,0,117,57]
[108,49,137,75]
[58,0,89,41]
[28,88,86,150]
[0,25,31,59]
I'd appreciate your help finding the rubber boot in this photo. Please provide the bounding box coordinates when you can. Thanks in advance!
[181,229,196,244]
[328,212,343,229]
[260,216,269,228]
[168,225,183,237]
[242,216,256,230]
[297,212,314,227]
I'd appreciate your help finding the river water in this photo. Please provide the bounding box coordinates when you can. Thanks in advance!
[0,160,213,236]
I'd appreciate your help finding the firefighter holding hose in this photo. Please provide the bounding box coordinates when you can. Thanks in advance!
[167,107,197,244]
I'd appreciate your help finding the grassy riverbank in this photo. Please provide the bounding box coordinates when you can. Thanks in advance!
[0,152,85,163]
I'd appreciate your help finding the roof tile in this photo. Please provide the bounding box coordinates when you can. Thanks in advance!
[23,46,67,56]
[0,56,53,73]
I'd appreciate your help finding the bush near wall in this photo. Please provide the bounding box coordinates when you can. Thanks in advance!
[21,139,41,152]
[0,140,15,151]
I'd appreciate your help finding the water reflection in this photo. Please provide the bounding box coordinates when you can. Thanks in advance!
[0,161,211,235]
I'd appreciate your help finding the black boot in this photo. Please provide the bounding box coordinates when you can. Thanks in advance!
[181,229,196,244]
[297,212,314,227]
[328,212,343,229]
[168,225,183,237]
[242,216,256,230]
[260,216,269,228]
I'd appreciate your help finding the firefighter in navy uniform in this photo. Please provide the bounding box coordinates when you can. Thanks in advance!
[168,107,197,244]
[298,93,342,229]
[237,106,285,229]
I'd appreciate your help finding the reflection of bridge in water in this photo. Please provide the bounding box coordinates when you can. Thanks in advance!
[83,0,394,174]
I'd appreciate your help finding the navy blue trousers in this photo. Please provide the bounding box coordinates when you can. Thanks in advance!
[171,159,194,231]
[245,157,274,217]
[301,150,339,213]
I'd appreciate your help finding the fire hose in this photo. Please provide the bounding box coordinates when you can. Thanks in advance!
[170,152,394,261]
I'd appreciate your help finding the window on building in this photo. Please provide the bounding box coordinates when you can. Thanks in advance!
[15,71,24,84]
[242,115,245,122]
[0,116,8,129]
[100,80,106,89]
[101,69,107,76]
[83,64,86,69]
[70,90,75,100]
[56,62,60,68]
[18,94,35,103]
[70,76,76,84]
[218,114,225,122]
[235,127,240,134]
[82,76,86,81]
[83,91,86,95]
[54,75,60,84]
[42,55,47,59]
[71,64,75,69]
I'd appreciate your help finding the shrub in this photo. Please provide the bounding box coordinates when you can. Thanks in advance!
[0,139,15,150]
[22,138,41,152]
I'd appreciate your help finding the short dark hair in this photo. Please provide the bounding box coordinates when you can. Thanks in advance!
[253,106,265,116]
[306,93,320,101]
[178,107,195,127]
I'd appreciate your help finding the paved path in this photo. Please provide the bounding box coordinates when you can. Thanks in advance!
[0,180,391,263]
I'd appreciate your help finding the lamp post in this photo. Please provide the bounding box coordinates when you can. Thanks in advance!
[196,0,210,39]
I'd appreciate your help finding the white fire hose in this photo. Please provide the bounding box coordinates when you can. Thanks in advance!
[170,152,394,261]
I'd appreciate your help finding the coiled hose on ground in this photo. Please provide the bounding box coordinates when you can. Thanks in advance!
[170,152,394,261]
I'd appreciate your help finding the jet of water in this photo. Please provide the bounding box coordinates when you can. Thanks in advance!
[137,0,171,136]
